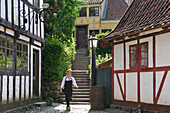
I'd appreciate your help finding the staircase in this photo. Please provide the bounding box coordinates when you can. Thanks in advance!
[58,49,90,105]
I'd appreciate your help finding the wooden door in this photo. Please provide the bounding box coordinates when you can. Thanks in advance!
[76,26,88,49]
[33,49,39,97]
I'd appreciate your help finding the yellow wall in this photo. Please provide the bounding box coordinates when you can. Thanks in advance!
[75,4,119,35]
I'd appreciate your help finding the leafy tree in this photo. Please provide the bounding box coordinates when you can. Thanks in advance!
[44,0,85,46]
[42,0,86,81]
[96,32,112,58]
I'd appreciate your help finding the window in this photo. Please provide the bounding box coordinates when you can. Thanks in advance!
[89,30,99,35]
[0,36,13,68]
[89,7,99,16]
[102,29,111,33]
[129,42,148,69]
[17,42,28,70]
[79,7,87,17]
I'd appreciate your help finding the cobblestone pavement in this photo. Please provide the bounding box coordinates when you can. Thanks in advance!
[28,103,128,113]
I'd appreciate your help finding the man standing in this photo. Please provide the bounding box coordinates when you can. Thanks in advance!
[60,69,78,111]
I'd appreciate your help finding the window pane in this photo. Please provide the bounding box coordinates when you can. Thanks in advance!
[144,44,147,51]
[17,43,21,51]
[134,60,136,67]
[7,39,13,49]
[141,52,144,58]
[0,48,5,67]
[145,52,147,58]
[7,49,13,68]
[144,59,147,66]
[0,37,5,47]
[131,54,134,60]
[130,47,133,53]
[141,45,144,51]
[89,7,94,16]
[131,61,134,67]
[141,59,144,66]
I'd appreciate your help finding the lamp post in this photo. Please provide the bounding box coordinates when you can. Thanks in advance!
[89,31,98,86]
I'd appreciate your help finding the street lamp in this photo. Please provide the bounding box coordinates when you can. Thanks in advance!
[89,31,98,86]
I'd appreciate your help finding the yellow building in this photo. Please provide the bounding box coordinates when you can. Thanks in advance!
[74,0,128,50]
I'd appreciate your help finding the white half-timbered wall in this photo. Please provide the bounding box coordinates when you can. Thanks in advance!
[112,28,170,106]
[0,0,44,107]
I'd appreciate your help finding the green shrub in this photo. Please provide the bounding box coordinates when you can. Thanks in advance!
[42,38,75,82]
[44,97,54,106]
[42,39,65,81]
[96,32,112,58]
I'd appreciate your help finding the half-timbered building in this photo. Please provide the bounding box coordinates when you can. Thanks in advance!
[100,0,170,112]
[0,0,44,111]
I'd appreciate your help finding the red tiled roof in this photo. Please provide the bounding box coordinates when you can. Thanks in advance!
[103,0,128,20]
[102,0,170,40]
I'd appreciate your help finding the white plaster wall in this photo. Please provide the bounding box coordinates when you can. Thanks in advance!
[126,40,137,69]
[114,44,124,70]
[114,73,124,100]
[157,71,170,105]
[34,15,37,36]
[15,76,20,102]
[156,71,164,96]
[14,0,18,25]
[30,8,33,34]
[31,45,42,97]
[38,14,41,37]
[140,72,153,104]
[9,76,13,103]
[2,76,7,104]
[140,37,153,67]
[21,76,25,101]
[1,1,6,19]
[40,0,44,39]
[7,0,12,22]
[26,76,29,100]
[20,1,24,28]
[126,73,137,102]
[156,32,170,67]
[25,4,29,31]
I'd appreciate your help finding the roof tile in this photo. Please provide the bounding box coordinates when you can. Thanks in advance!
[103,0,170,39]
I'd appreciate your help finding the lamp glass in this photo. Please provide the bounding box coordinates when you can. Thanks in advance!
[89,37,98,49]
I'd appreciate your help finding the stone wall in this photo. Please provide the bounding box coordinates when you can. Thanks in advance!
[42,80,61,102]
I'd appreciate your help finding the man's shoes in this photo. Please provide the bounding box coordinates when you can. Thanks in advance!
[66,106,71,111]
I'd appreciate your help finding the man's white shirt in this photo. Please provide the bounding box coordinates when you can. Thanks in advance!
[61,76,77,89]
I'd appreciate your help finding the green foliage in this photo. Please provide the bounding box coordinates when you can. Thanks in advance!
[44,97,54,106]
[42,39,64,81]
[96,53,112,65]
[42,38,75,81]
[44,0,86,45]
[96,32,112,58]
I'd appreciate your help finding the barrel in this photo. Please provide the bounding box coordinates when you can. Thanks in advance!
[90,86,106,110]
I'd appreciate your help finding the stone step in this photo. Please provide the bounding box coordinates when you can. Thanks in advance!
[73,86,90,89]
[34,102,47,107]
[60,92,90,95]
[77,83,90,86]
[72,66,89,70]
[73,89,90,92]
[59,95,90,98]
[76,80,90,83]
[76,49,89,53]
[59,98,90,102]
[72,70,88,73]
[63,102,90,105]
[74,78,89,81]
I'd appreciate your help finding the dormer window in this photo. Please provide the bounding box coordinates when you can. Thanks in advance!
[89,7,99,16]
[79,7,87,17]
